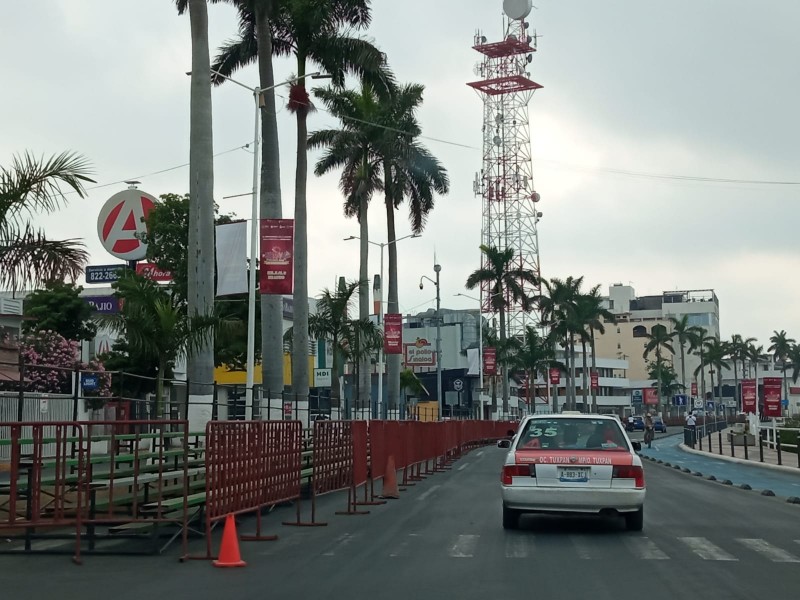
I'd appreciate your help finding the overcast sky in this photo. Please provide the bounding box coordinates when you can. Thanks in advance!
[2,0,799,348]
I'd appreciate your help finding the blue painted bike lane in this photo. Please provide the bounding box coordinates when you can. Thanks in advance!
[640,434,800,499]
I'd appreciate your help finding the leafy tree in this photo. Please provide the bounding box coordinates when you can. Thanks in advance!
[20,330,110,397]
[466,245,537,414]
[23,281,97,342]
[694,338,729,410]
[668,315,703,405]
[574,285,616,412]
[213,0,388,410]
[0,151,94,291]
[728,333,756,409]
[98,337,160,401]
[307,279,381,418]
[97,271,227,416]
[508,326,562,414]
[647,360,683,401]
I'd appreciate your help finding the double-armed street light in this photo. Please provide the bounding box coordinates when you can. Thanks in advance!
[420,265,442,417]
[344,233,420,418]
[193,67,330,412]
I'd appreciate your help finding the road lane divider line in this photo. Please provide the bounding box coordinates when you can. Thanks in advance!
[389,533,420,558]
[625,536,670,560]
[737,539,800,563]
[457,463,470,471]
[449,534,479,558]
[417,484,441,501]
[322,533,355,556]
[476,451,484,457]
[504,535,531,558]
[679,537,738,561]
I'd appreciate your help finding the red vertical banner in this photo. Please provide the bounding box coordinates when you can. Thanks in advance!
[483,347,497,376]
[259,219,294,294]
[383,313,402,354]
[691,382,698,397]
[549,367,560,385]
[763,376,782,417]
[590,371,599,390]
[741,379,757,414]
[643,388,659,405]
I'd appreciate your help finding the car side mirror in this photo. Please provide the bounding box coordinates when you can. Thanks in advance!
[497,439,511,449]
[632,441,642,452]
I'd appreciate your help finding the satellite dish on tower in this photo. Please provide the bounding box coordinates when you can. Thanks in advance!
[503,0,532,20]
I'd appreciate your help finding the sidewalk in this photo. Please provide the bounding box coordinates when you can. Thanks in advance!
[639,434,800,501]
[683,428,800,472]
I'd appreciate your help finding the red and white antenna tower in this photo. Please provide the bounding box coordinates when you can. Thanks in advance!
[468,0,542,338]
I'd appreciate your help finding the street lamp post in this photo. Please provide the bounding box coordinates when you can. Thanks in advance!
[455,292,484,419]
[344,233,419,419]
[204,68,329,415]
[420,265,442,419]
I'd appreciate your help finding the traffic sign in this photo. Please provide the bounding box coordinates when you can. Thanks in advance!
[314,368,332,388]
[672,394,687,406]
[85,264,127,284]
[781,398,789,408]
[97,189,157,261]
[693,398,704,408]
[706,401,715,411]
[453,379,464,392]
[631,389,643,404]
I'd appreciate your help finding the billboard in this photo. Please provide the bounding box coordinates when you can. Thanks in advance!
[383,313,402,354]
[549,367,560,385]
[483,347,497,376]
[260,219,294,295]
[741,379,757,414]
[643,388,659,405]
[763,376,782,418]
[404,338,436,366]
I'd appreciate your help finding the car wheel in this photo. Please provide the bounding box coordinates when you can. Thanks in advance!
[502,504,520,530]
[625,506,644,531]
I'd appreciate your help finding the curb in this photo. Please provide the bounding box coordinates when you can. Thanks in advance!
[677,443,800,476]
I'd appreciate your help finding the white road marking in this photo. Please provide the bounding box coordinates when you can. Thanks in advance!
[28,540,70,551]
[679,537,738,561]
[417,484,441,501]
[449,534,479,558]
[504,535,531,558]
[476,451,484,457]
[737,539,800,563]
[389,533,420,558]
[570,535,593,560]
[625,537,670,560]
[322,533,355,556]
[457,463,470,471]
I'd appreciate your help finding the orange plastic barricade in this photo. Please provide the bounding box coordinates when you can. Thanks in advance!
[358,421,387,506]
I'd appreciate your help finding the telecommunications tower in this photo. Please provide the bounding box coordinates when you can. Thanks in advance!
[468,0,542,337]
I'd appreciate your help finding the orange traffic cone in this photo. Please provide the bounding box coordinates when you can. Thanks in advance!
[213,514,246,568]
[380,455,401,499]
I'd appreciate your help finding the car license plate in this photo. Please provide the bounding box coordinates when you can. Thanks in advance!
[558,467,589,482]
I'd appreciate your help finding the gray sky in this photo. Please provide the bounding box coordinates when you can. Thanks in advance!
[2,1,799,348]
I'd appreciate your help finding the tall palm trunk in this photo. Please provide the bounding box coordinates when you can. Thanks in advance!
[679,342,687,406]
[699,344,706,407]
[499,305,509,416]
[186,0,215,427]
[385,172,400,419]
[580,338,589,411]
[732,360,739,412]
[291,67,310,410]
[569,337,577,411]
[256,3,285,400]
[358,195,371,416]
[590,329,598,413]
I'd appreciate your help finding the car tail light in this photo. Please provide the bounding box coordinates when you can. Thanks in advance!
[502,464,534,485]
[612,465,645,489]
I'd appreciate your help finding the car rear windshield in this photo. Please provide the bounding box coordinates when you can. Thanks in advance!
[516,418,629,451]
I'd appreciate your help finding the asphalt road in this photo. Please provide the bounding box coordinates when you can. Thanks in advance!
[4,446,800,600]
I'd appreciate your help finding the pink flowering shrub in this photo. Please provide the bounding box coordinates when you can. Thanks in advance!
[20,330,111,398]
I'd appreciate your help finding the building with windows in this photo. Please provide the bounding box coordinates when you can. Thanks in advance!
[594,284,720,408]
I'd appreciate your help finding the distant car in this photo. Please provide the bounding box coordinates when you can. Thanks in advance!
[497,413,646,531]
[310,413,331,422]
[652,417,667,433]
[632,416,645,431]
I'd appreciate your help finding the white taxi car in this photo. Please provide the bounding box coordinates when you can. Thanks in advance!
[498,413,645,531]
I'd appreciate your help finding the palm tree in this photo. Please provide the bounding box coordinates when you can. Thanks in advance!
[786,343,800,391]
[399,368,426,418]
[692,328,714,406]
[466,245,537,414]
[768,330,795,405]
[0,151,93,291]
[509,326,562,414]
[695,338,730,414]
[309,84,386,414]
[213,0,387,412]
[98,272,222,417]
[648,361,683,400]
[539,276,584,411]
[669,315,703,407]
[728,334,756,411]
[307,279,381,417]
[575,286,616,413]
[643,324,675,413]
[176,0,216,405]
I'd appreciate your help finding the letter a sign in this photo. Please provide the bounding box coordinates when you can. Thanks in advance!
[97,189,157,261]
